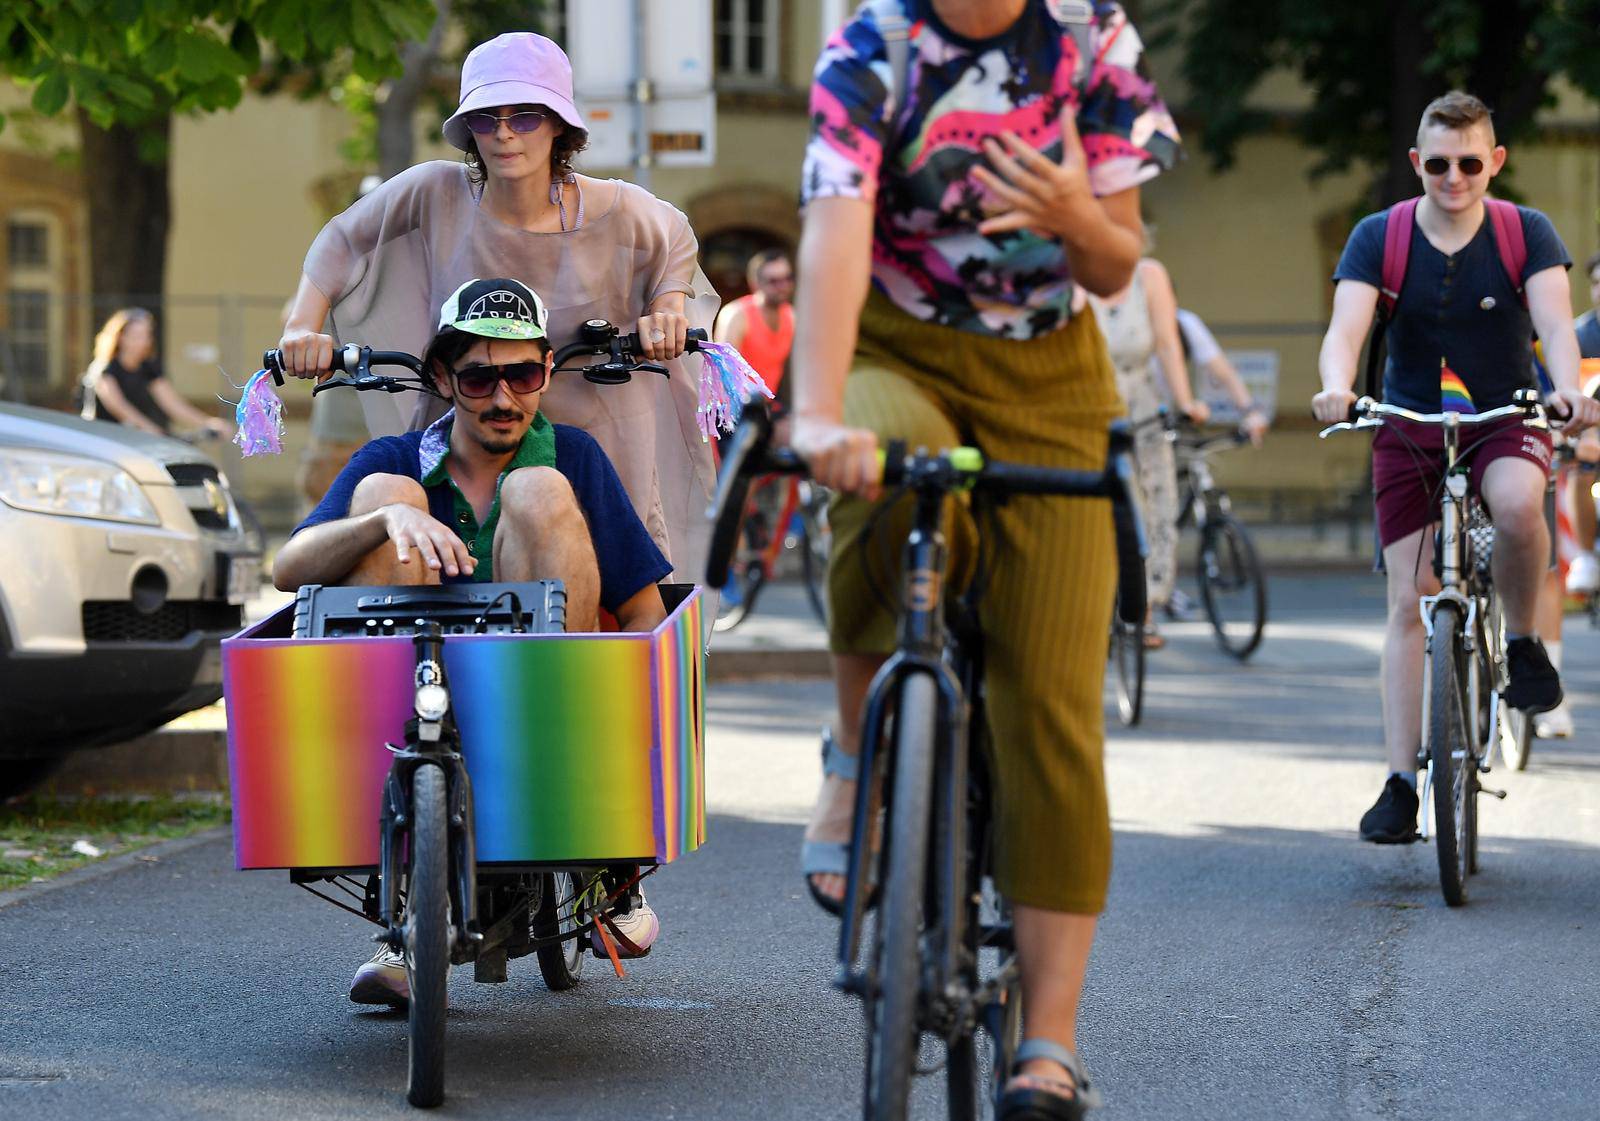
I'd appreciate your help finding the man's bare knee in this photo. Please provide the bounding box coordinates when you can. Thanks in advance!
[349,473,428,517]
[501,467,583,531]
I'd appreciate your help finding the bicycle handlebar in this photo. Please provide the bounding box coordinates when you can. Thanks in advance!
[1318,391,1548,439]
[705,409,1148,625]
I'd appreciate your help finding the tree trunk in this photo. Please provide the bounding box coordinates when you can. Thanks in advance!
[76,111,171,321]
[1380,1,1437,208]
[375,0,451,180]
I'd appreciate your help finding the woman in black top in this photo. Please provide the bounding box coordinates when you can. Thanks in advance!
[85,307,232,439]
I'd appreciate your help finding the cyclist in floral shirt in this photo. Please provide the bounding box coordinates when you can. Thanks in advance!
[791,2,1178,1115]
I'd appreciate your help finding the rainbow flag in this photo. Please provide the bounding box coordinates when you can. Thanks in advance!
[1440,361,1476,414]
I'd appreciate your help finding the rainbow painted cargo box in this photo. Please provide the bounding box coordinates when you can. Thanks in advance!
[222,585,706,871]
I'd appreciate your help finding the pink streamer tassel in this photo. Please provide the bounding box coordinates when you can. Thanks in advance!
[233,368,286,457]
[696,341,774,440]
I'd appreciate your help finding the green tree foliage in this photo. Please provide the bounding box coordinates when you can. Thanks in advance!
[0,0,437,140]
[1160,0,1600,207]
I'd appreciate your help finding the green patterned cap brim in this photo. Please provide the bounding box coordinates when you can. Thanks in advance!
[449,317,545,341]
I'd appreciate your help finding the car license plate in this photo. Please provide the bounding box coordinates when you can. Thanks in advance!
[223,555,261,605]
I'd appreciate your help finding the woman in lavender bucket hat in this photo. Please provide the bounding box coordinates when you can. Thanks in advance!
[273,30,720,1005]
[276,30,720,598]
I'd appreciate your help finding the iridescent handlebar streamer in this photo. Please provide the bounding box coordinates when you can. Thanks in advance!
[233,368,286,457]
[696,341,774,441]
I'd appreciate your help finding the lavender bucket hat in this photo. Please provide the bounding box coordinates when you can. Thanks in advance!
[442,32,586,151]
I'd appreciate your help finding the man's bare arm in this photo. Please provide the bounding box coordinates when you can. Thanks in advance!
[614,583,668,632]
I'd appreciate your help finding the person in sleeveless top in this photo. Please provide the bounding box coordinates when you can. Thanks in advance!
[1087,257,1209,646]
[714,248,795,430]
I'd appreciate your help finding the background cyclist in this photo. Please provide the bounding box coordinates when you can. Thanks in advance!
[790,1,1178,1113]
[1311,91,1600,844]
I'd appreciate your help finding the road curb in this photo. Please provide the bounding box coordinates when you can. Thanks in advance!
[0,826,230,912]
[40,727,230,797]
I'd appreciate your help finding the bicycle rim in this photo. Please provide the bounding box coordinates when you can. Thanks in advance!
[1112,620,1145,726]
[406,763,450,1107]
[1427,606,1470,906]
[1499,706,1533,771]
[1199,516,1267,659]
[865,673,938,1121]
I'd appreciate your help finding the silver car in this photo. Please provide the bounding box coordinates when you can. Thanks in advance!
[0,404,263,795]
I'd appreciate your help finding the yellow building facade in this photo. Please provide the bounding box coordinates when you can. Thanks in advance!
[2,3,1597,527]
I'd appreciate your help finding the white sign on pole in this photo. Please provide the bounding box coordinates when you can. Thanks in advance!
[1203,350,1279,423]
[566,0,716,170]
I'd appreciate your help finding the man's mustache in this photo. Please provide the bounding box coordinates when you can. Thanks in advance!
[479,409,524,423]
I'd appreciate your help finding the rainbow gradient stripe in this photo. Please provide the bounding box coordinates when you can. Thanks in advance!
[224,588,706,870]
[1440,364,1476,414]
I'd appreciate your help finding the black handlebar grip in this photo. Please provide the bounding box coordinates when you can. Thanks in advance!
[705,408,775,586]
[263,346,349,386]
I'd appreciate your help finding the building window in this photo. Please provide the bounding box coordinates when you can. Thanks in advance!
[4,216,59,402]
[715,0,780,85]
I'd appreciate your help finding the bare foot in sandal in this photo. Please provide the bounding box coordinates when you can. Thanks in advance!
[801,728,858,912]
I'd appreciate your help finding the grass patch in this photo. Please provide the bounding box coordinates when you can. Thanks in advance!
[0,794,230,893]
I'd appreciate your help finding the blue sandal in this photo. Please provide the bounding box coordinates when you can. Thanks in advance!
[800,728,862,917]
[998,1039,1102,1119]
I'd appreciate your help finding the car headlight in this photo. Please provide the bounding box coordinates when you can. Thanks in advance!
[0,448,161,525]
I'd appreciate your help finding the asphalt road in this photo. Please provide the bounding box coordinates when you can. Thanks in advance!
[1,573,1597,1120]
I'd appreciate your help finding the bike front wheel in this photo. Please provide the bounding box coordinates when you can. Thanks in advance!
[405,763,451,1107]
[1427,604,1474,906]
[1110,614,1145,727]
[865,672,939,1121]
[1198,515,1267,659]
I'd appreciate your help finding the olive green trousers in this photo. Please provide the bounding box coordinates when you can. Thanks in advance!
[828,290,1123,914]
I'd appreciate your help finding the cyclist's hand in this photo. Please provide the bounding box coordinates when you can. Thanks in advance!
[277,326,336,380]
[380,504,476,579]
[203,416,234,440]
[1182,399,1211,426]
[1241,409,1269,447]
[790,414,881,500]
[973,107,1093,240]
[1545,388,1600,435]
[637,310,689,362]
[1312,388,1358,424]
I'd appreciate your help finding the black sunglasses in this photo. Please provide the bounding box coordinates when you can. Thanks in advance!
[464,109,548,136]
[1422,156,1486,176]
[451,361,549,399]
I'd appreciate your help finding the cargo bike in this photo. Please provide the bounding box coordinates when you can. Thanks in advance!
[224,325,709,1107]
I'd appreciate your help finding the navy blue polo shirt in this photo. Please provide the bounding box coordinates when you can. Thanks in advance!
[1577,310,1600,360]
[1334,204,1570,412]
[295,421,671,614]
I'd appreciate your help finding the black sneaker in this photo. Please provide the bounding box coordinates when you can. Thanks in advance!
[1504,636,1563,714]
[1359,775,1419,844]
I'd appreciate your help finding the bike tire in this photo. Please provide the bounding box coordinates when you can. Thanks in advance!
[1427,605,1470,907]
[1111,616,1145,727]
[533,871,587,992]
[799,490,831,626]
[406,763,450,1108]
[865,672,939,1121]
[1198,515,1267,660]
[1499,706,1533,772]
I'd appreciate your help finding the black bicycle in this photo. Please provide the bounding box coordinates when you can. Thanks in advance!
[1174,422,1268,659]
[257,323,701,1107]
[708,410,1146,1119]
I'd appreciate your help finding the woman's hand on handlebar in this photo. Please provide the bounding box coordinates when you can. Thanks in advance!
[636,309,689,362]
[382,504,476,579]
[790,413,881,500]
[1311,387,1357,425]
[1180,399,1211,426]
[276,326,337,380]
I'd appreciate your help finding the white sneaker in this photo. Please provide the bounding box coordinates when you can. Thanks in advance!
[591,892,660,959]
[349,944,409,1006]
[1535,701,1575,740]
[1566,552,1600,595]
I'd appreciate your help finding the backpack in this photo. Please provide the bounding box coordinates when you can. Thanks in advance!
[1362,196,1529,400]
[866,0,1097,140]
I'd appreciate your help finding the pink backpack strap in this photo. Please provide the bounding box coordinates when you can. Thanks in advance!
[1484,197,1529,308]
[1379,197,1420,318]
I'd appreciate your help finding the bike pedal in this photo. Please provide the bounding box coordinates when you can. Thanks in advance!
[1480,785,1508,800]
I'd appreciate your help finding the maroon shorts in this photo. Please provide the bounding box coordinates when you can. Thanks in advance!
[1371,416,1553,549]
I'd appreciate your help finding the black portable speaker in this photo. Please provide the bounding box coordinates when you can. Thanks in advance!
[290,581,567,638]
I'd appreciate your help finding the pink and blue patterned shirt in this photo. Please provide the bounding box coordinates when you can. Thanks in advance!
[801,0,1180,338]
